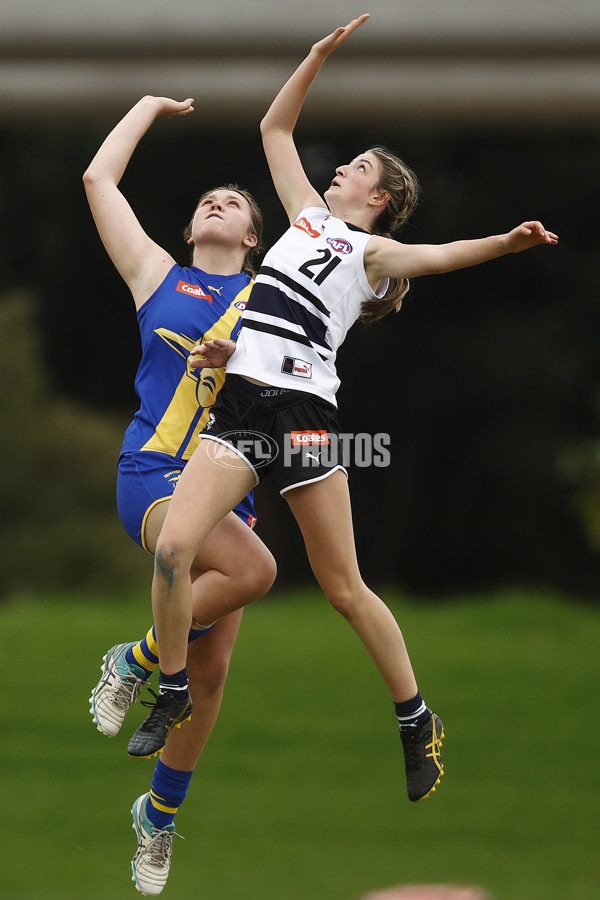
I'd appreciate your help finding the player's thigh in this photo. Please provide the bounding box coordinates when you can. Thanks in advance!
[285,469,362,593]
[143,499,170,555]
[192,509,276,586]
[159,439,255,553]
[146,498,275,586]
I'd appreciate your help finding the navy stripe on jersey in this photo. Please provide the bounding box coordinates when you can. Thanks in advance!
[240,318,329,361]
[244,283,331,351]
[258,266,330,317]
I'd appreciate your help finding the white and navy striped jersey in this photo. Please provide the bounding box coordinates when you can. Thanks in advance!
[227,207,388,407]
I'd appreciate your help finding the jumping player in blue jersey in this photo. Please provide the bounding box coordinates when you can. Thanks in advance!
[83,95,276,896]
[132,16,558,814]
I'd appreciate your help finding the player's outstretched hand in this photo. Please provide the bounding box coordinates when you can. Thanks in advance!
[145,96,195,118]
[189,339,236,369]
[506,221,558,252]
[312,13,370,60]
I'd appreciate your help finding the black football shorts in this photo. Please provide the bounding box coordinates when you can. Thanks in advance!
[199,374,348,495]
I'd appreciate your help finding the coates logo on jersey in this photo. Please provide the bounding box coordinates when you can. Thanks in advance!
[293,217,320,238]
[327,237,352,254]
[290,430,330,447]
[176,281,213,302]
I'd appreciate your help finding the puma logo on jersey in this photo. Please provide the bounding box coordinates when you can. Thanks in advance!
[208,285,224,296]
[281,356,312,378]
[176,281,213,302]
[293,217,320,238]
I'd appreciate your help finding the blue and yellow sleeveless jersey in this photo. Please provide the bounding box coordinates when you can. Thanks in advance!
[120,263,252,461]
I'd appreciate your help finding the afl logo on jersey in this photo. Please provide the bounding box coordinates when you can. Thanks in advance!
[234,300,247,311]
[326,237,352,254]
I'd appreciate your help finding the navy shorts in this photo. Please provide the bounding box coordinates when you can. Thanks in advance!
[199,375,348,495]
[117,449,257,551]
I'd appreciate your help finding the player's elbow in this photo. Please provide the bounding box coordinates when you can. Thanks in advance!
[259,111,279,134]
[82,167,94,187]
[82,165,103,190]
[259,116,290,143]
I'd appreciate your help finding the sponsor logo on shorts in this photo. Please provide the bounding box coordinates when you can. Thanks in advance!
[203,429,392,471]
[281,356,312,379]
[176,281,213,302]
[290,430,330,446]
[283,432,392,469]
[326,237,352,254]
[293,217,320,238]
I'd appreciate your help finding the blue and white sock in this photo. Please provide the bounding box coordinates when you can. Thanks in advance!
[158,667,189,698]
[394,692,430,731]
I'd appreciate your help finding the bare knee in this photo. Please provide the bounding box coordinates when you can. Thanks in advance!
[320,572,370,620]
[323,584,357,619]
[244,546,277,601]
[224,542,277,605]
[154,540,193,584]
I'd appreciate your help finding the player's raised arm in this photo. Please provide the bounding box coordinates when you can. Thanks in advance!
[260,15,370,223]
[82,96,194,307]
[365,220,558,284]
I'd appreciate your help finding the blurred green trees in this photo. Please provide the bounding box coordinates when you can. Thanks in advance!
[0,292,148,598]
[559,439,600,551]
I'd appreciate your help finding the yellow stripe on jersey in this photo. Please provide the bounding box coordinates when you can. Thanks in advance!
[141,284,252,459]
[181,283,253,458]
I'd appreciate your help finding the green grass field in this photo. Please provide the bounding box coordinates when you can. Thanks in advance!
[2,587,599,900]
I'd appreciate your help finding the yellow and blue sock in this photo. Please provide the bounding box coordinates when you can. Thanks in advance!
[146,758,194,829]
[126,627,159,679]
[126,624,214,680]
[394,692,430,731]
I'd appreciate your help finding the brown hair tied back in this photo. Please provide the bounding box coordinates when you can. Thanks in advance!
[360,147,421,324]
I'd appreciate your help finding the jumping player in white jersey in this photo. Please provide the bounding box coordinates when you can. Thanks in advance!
[132,17,558,805]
